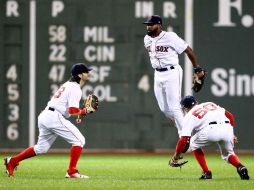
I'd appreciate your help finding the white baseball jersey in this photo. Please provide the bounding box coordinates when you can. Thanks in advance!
[144,31,188,136]
[181,102,235,160]
[34,81,85,155]
[144,31,188,68]
[47,81,82,118]
[181,102,230,136]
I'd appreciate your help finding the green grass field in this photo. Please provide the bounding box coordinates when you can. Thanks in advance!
[0,154,253,190]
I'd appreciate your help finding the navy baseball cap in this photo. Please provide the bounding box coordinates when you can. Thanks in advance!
[180,96,197,109]
[143,15,162,25]
[71,63,92,76]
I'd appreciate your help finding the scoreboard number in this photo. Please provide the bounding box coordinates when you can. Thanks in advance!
[49,44,66,62]
[48,64,66,82]
[6,64,18,81]
[48,25,66,42]
[5,64,20,141]
[8,104,19,122]
[48,25,67,62]
[7,123,19,141]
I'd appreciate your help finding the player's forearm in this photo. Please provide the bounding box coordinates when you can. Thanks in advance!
[185,46,198,68]
[68,107,87,116]
[225,110,235,126]
[174,136,191,158]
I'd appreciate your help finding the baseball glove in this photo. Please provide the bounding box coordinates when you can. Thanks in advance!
[169,156,188,168]
[192,67,206,93]
[84,94,99,113]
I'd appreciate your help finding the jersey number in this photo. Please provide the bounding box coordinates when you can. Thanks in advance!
[53,86,65,98]
[192,103,217,119]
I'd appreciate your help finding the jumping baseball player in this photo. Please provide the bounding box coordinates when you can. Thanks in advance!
[4,63,98,178]
[169,95,250,180]
[143,15,205,136]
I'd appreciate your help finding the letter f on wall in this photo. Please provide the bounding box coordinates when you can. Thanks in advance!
[214,0,242,27]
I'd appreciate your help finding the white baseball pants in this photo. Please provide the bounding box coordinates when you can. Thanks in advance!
[190,123,235,160]
[154,65,184,136]
[34,109,85,155]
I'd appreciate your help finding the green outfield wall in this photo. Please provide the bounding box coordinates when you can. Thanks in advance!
[0,0,253,150]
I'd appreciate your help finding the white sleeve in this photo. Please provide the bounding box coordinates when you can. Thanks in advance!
[144,35,150,48]
[168,32,188,54]
[68,88,82,108]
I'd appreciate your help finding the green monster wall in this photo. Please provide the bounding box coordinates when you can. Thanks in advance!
[0,0,253,150]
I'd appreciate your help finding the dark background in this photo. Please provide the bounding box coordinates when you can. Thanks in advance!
[1,0,253,150]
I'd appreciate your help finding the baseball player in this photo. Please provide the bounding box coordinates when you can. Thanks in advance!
[4,63,97,178]
[169,95,250,180]
[143,15,205,136]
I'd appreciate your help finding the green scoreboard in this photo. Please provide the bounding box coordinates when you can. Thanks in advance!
[1,0,254,150]
[193,0,254,150]
[0,0,30,148]
[0,0,185,150]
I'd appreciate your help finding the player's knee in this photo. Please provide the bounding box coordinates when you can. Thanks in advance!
[221,154,228,161]
[159,107,167,114]
[73,136,85,147]
[220,148,235,161]
[221,153,232,161]
[80,136,85,147]
[163,110,174,118]
[34,144,50,155]
[223,153,236,162]
[164,107,181,117]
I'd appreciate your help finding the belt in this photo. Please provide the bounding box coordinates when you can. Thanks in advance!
[155,66,174,72]
[48,107,55,111]
[48,107,65,118]
[209,121,230,125]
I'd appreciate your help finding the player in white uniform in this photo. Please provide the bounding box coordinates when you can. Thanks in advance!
[4,63,93,178]
[170,96,250,180]
[143,15,204,136]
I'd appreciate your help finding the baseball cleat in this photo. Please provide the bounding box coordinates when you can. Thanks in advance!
[199,171,212,180]
[65,170,89,179]
[237,166,250,180]
[4,157,18,177]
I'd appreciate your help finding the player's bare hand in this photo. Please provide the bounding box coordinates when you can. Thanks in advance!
[196,70,205,78]
[193,67,203,76]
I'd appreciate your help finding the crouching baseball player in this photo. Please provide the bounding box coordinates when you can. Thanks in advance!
[169,96,250,180]
[4,63,98,178]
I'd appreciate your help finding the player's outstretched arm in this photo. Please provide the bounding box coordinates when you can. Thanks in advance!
[68,107,87,116]
[169,136,190,167]
[184,46,198,68]
[184,46,206,93]
[68,107,87,124]
[184,46,205,79]
[225,110,235,126]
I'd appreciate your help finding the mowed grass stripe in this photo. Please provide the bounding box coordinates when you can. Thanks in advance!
[0,154,253,190]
